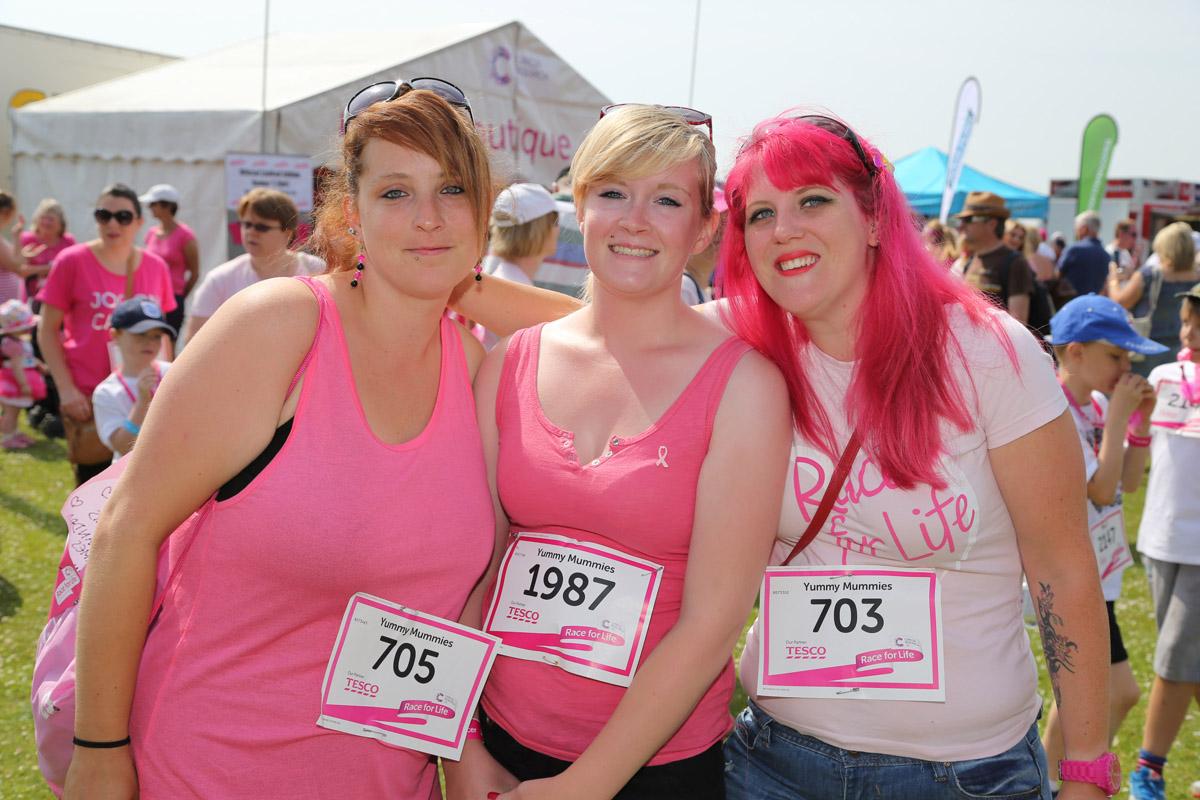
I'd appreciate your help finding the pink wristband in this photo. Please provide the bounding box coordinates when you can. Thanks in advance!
[1126,432,1152,448]
[466,719,482,741]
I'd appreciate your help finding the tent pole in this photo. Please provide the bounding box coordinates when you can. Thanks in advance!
[260,0,271,152]
[687,0,701,107]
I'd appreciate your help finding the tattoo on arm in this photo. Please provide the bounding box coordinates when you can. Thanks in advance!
[1035,581,1078,705]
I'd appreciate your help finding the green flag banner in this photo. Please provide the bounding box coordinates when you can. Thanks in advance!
[1077,114,1119,214]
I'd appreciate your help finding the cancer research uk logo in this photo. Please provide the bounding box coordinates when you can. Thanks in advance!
[491,46,512,86]
[491,45,551,87]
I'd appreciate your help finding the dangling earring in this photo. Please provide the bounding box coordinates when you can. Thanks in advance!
[474,262,483,282]
[351,249,365,288]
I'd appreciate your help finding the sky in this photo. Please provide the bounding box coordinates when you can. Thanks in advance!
[2,0,1197,192]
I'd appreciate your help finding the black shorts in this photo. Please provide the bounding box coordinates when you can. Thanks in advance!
[165,293,186,339]
[1107,600,1128,664]
[479,709,724,800]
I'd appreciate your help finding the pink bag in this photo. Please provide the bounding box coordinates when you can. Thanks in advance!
[31,461,209,796]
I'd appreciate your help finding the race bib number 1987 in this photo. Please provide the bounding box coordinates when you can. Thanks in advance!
[483,533,663,687]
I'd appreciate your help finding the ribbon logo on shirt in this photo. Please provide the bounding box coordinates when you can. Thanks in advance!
[655,446,669,469]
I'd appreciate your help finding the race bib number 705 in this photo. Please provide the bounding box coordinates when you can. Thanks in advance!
[317,593,499,760]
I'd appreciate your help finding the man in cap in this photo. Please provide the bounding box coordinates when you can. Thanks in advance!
[955,191,1035,324]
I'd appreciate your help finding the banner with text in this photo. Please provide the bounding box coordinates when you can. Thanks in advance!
[940,77,981,223]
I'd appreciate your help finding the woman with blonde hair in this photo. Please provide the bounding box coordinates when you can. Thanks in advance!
[63,84,498,799]
[448,103,790,800]
[1110,220,1199,375]
[479,182,559,348]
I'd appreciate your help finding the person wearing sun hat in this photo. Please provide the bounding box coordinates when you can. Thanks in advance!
[0,298,48,448]
[479,182,559,348]
[1040,292,1164,792]
[954,191,1037,325]
[140,184,199,355]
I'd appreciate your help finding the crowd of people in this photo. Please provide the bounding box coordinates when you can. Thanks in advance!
[4,76,1197,800]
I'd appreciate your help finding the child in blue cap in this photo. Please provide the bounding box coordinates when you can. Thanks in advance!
[1040,294,1165,793]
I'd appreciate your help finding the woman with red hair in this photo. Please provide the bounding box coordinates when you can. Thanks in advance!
[716,114,1112,800]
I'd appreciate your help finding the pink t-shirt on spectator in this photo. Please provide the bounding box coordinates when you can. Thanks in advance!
[739,307,1066,763]
[143,223,196,295]
[37,243,175,395]
[20,231,76,298]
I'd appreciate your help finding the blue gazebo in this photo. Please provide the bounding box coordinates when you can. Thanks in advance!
[894,146,1049,219]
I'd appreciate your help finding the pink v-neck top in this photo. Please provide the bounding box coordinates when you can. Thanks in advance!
[481,323,751,765]
[129,277,494,798]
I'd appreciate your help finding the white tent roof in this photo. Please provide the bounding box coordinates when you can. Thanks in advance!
[12,21,609,281]
[13,21,610,165]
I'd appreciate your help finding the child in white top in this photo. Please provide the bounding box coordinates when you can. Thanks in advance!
[91,297,173,462]
[1129,283,1200,800]
[1040,294,1162,788]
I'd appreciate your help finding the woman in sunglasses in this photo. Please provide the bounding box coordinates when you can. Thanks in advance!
[447,104,790,800]
[452,111,1112,800]
[36,183,175,485]
[181,187,324,344]
[64,90,496,798]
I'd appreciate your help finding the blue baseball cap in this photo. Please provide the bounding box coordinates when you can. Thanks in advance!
[109,296,177,337]
[1047,293,1168,355]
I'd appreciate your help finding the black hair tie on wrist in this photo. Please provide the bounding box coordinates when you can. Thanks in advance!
[73,735,131,749]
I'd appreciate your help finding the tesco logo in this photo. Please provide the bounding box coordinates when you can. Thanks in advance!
[785,645,828,660]
[345,677,380,698]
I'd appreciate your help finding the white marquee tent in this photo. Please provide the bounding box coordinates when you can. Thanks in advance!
[12,21,609,278]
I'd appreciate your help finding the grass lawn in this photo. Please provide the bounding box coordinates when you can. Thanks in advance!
[2,423,1198,798]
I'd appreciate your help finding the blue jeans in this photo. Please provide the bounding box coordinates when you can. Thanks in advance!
[724,701,1051,800]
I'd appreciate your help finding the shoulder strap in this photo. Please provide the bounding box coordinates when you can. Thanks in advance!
[782,430,861,566]
[285,276,326,398]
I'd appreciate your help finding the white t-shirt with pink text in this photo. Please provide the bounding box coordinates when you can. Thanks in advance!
[740,306,1066,762]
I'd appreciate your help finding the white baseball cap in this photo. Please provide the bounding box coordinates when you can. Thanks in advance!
[139,184,181,205]
[491,183,557,228]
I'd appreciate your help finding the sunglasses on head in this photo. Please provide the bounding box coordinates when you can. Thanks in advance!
[794,115,882,178]
[600,104,713,139]
[94,209,136,225]
[240,219,282,233]
[341,77,473,134]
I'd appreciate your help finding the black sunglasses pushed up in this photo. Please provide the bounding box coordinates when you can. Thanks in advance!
[341,77,473,134]
[600,103,713,139]
[94,209,136,226]
[795,115,881,178]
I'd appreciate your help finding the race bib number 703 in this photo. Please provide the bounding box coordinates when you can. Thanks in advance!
[758,566,945,702]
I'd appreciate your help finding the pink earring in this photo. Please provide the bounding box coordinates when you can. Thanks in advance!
[474,262,483,282]
[351,250,365,288]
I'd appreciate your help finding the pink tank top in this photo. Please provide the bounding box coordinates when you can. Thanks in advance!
[130,277,494,798]
[481,323,750,765]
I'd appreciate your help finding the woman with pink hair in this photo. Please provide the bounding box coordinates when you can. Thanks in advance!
[716,114,1112,800]
[450,111,1115,800]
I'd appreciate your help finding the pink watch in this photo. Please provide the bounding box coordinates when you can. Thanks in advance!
[1059,752,1121,796]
